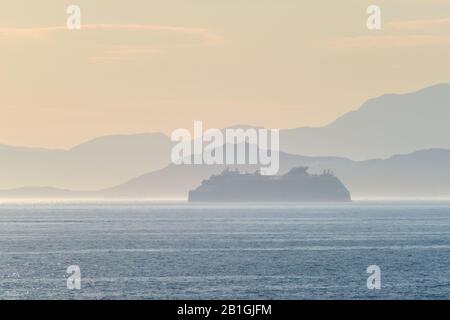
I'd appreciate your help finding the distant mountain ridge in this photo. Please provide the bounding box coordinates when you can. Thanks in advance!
[2,148,450,200]
[102,148,450,200]
[0,133,173,190]
[281,83,450,160]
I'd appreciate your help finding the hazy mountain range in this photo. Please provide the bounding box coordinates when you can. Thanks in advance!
[101,148,450,200]
[1,83,449,199]
[1,148,449,200]
[0,133,173,190]
[281,83,450,160]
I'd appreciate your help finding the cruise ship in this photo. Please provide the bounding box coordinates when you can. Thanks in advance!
[188,167,351,202]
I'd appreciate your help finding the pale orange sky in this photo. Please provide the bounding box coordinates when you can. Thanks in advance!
[1,0,450,148]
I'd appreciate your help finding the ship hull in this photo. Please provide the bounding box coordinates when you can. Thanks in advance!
[188,174,352,203]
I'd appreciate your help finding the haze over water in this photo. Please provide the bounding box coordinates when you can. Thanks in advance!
[0,202,449,299]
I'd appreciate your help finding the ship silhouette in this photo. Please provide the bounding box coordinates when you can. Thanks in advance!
[188,167,351,202]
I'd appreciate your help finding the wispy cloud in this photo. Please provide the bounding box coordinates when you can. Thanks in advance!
[0,24,224,62]
[324,15,450,49]
[324,35,450,49]
[387,17,450,30]
[0,24,224,46]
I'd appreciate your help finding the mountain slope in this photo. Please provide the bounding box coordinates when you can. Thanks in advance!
[280,84,450,160]
[0,133,173,190]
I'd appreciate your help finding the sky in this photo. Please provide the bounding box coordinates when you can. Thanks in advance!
[1,0,450,148]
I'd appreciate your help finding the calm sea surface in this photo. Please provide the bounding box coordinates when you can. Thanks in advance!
[0,202,449,300]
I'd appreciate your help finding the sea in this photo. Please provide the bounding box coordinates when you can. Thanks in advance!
[0,202,449,300]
